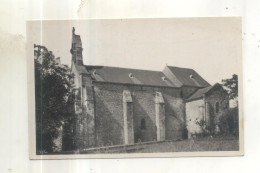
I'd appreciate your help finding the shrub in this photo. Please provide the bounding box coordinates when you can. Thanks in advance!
[218,107,239,137]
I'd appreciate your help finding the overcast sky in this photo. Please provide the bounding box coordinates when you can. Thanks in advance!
[27,18,241,85]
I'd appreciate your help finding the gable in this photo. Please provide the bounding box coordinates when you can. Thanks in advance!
[163,66,211,88]
[185,86,213,102]
[186,83,227,102]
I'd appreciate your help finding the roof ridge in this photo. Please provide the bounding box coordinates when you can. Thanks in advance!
[167,65,195,70]
[84,65,163,73]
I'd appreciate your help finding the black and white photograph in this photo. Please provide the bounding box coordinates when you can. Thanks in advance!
[27,18,243,159]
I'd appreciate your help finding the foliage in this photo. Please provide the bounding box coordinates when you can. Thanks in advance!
[195,119,211,137]
[34,45,74,154]
[195,108,239,138]
[218,107,239,137]
[221,74,238,106]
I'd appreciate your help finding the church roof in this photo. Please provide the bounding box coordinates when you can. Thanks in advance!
[84,65,178,87]
[74,64,210,88]
[163,66,211,87]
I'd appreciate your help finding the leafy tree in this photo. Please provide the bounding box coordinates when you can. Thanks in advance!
[34,45,74,154]
[219,108,239,137]
[221,74,238,107]
[221,74,239,137]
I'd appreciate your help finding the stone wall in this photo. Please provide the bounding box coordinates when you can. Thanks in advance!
[205,88,229,127]
[93,82,186,147]
[185,99,205,138]
[94,83,125,147]
[163,88,185,140]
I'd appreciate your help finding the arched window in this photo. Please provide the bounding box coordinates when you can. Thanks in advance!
[215,102,220,113]
[141,118,146,129]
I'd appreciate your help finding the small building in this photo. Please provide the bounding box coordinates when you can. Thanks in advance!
[69,28,229,149]
[185,83,229,138]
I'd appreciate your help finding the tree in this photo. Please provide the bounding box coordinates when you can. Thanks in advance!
[34,45,74,154]
[221,74,239,136]
[219,108,239,137]
[221,74,238,107]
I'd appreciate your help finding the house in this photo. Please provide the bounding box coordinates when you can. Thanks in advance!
[70,28,229,149]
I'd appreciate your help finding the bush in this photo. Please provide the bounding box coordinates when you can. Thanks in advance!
[218,107,239,137]
[195,120,211,137]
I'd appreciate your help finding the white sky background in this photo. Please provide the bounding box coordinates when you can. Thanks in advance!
[1,0,260,173]
[28,18,241,85]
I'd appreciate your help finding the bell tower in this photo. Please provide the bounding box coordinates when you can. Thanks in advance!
[70,27,83,66]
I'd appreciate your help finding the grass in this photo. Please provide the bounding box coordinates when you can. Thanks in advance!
[128,137,239,153]
[47,136,239,155]
[82,137,239,154]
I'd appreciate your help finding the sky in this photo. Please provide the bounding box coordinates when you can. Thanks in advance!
[27,18,241,85]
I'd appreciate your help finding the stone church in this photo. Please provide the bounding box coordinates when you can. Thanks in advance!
[70,28,229,149]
